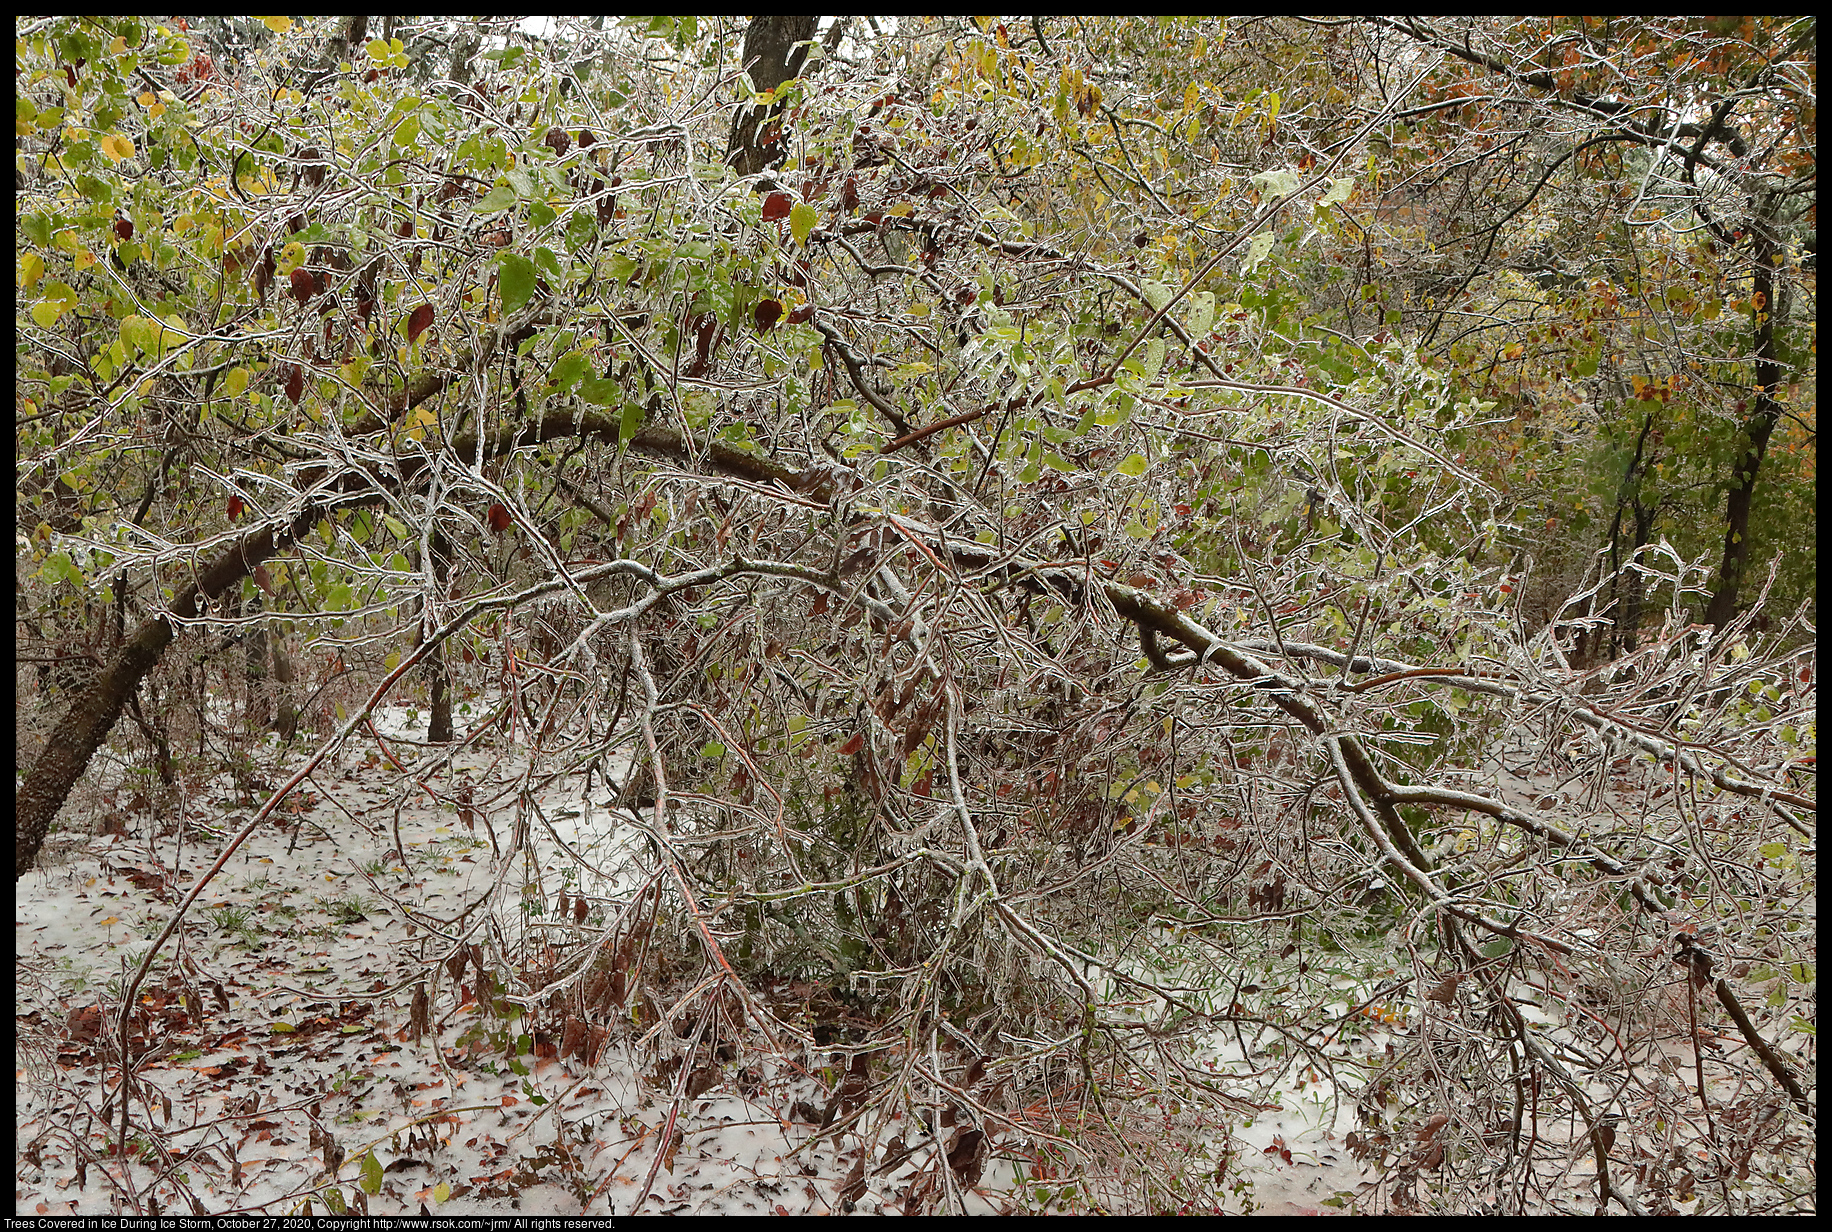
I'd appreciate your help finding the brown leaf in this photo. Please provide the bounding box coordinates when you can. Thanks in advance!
[945,1128,986,1188]
[409,983,430,1041]
[289,267,315,305]
[1425,973,1462,1005]
[284,364,304,405]
[407,303,434,343]
[297,145,326,188]
[839,1156,867,1207]
[753,298,783,331]
[762,191,793,222]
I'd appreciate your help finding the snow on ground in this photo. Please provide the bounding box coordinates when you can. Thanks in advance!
[18,702,1698,1215]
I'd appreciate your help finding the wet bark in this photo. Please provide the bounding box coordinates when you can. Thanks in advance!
[1703,222,1786,628]
[726,15,818,178]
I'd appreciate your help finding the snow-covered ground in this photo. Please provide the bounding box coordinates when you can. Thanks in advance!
[16,703,1803,1214]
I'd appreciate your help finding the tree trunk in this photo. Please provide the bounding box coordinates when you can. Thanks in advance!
[14,414,814,878]
[726,15,818,177]
[15,509,317,878]
[1703,216,1786,629]
[420,529,454,744]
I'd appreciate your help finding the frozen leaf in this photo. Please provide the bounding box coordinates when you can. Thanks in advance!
[790,201,819,246]
[497,253,536,313]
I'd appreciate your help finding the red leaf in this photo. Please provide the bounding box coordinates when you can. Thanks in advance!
[841,176,859,212]
[787,304,814,326]
[487,503,512,534]
[113,217,134,242]
[761,191,792,222]
[753,298,783,331]
[289,268,314,305]
[284,365,304,405]
[839,732,864,756]
[407,303,434,343]
[227,495,244,520]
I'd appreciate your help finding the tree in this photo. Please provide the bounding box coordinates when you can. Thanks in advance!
[1337,17,1815,644]
[15,16,1813,1213]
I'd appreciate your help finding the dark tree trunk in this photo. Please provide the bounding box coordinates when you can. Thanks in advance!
[14,408,814,878]
[726,15,818,178]
[420,529,455,744]
[15,509,319,879]
[1703,216,1786,629]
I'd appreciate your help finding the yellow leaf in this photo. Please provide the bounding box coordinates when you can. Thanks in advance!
[18,252,44,290]
[433,1182,451,1203]
[100,132,135,162]
[261,16,294,33]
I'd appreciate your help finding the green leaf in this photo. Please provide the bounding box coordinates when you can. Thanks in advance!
[1249,167,1299,199]
[477,183,517,213]
[552,350,588,390]
[580,374,619,405]
[1241,231,1276,274]
[1114,453,1148,477]
[619,399,645,442]
[498,252,537,313]
[790,201,818,246]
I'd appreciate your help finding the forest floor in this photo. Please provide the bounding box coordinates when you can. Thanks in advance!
[14,702,1371,1216]
[14,701,1797,1215]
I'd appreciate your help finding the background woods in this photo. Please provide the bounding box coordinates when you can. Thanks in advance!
[15,16,1814,1215]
